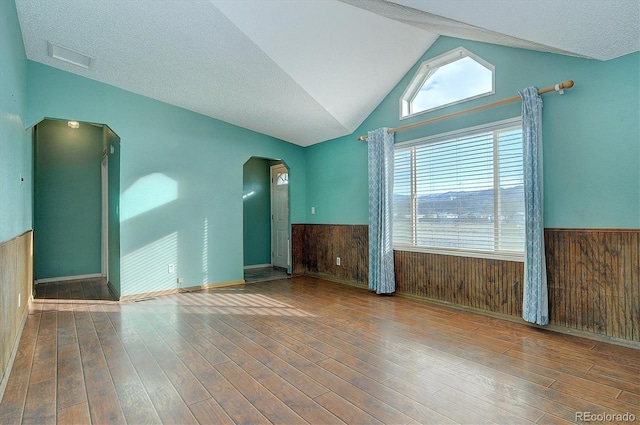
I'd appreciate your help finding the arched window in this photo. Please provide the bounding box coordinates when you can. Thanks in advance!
[400,47,494,119]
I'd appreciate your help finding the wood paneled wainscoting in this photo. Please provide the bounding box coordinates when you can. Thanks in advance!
[0,230,34,396]
[293,224,639,345]
[545,229,639,343]
[394,251,524,317]
[292,224,368,288]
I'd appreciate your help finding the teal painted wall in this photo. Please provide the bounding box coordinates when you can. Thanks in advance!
[34,120,103,279]
[27,61,306,296]
[0,0,31,242]
[305,134,368,224]
[104,126,121,296]
[306,37,640,228]
[243,157,271,266]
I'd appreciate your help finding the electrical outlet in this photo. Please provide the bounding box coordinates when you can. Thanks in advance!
[311,206,316,215]
[336,257,341,266]
[168,264,175,274]
[177,277,184,284]
[18,293,21,308]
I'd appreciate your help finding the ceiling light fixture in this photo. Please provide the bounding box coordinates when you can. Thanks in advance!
[68,121,80,129]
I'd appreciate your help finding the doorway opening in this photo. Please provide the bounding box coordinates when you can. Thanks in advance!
[242,157,290,283]
[33,118,121,300]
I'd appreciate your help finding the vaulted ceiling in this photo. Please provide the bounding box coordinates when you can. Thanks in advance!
[15,0,639,146]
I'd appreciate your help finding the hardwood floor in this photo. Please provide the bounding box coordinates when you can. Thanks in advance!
[244,267,290,284]
[33,277,115,302]
[1,276,638,424]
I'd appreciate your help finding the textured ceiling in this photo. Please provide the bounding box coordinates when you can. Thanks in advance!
[388,0,640,61]
[15,0,640,146]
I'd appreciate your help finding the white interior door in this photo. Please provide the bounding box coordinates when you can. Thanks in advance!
[271,164,289,269]
[101,154,109,280]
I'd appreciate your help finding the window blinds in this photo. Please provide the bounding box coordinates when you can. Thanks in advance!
[393,118,525,260]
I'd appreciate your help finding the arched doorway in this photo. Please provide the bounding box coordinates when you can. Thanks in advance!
[33,118,120,299]
[242,156,290,283]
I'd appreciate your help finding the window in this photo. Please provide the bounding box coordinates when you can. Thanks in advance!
[393,118,524,261]
[400,47,494,119]
[276,172,288,185]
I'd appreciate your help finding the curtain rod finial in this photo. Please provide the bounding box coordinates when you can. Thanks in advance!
[555,80,573,95]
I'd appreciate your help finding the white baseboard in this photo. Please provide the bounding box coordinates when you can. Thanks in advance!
[35,273,103,284]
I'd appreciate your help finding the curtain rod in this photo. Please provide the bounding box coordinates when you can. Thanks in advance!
[356,80,574,141]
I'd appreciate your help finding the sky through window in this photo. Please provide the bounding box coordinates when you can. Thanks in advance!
[401,48,494,118]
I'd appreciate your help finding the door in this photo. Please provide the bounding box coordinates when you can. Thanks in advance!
[101,154,109,280]
[270,164,289,269]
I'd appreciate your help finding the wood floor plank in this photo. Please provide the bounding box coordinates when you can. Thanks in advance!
[119,327,199,425]
[56,342,86,409]
[97,333,133,371]
[182,311,330,399]
[504,348,640,398]
[244,365,344,425]
[29,313,57,384]
[452,349,557,387]
[549,373,622,399]
[536,412,577,425]
[188,397,235,425]
[238,316,329,363]
[0,314,40,425]
[290,320,403,383]
[214,360,308,424]
[56,402,90,425]
[435,385,538,424]
[549,383,640,417]
[187,299,413,424]
[151,315,230,366]
[169,314,341,424]
[0,374,27,425]
[618,390,640,406]
[73,311,95,336]
[589,363,640,386]
[21,379,57,425]
[424,387,496,425]
[293,309,467,369]
[194,361,272,425]
[317,357,456,424]
[134,322,211,406]
[109,363,163,424]
[313,391,385,425]
[223,313,398,384]
[292,353,415,424]
[56,310,77,347]
[77,327,127,424]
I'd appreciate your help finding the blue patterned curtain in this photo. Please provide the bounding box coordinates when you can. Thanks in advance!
[519,87,548,325]
[368,128,395,294]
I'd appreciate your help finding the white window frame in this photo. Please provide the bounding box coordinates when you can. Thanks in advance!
[400,47,495,120]
[393,117,524,262]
